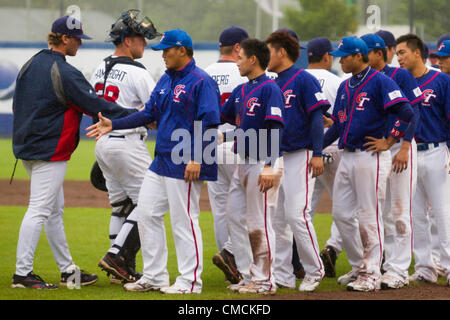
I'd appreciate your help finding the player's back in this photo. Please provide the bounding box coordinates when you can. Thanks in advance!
[206,60,246,132]
[90,56,156,134]
[305,68,343,111]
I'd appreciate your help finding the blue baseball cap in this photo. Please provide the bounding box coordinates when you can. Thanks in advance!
[307,37,332,57]
[437,34,450,47]
[219,26,248,47]
[375,29,396,47]
[152,29,192,50]
[423,44,429,59]
[330,36,368,57]
[360,33,386,51]
[434,40,450,57]
[51,16,92,40]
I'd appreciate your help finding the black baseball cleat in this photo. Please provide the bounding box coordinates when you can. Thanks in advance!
[293,263,305,279]
[60,266,98,287]
[212,249,242,284]
[98,252,138,283]
[11,272,59,290]
[320,245,338,278]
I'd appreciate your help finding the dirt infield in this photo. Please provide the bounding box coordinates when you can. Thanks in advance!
[0,179,333,213]
[3,179,449,300]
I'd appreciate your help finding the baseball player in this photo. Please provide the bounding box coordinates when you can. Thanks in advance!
[304,37,344,279]
[11,16,136,289]
[361,33,422,289]
[434,40,450,75]
[220,38,285,295]
[205,26,248,284]
[87,29,221,294]
[375,30,397,65]
[396,34,450,286]
[324,36,414,291]
[265,30,330,292]
[89,10,159,284]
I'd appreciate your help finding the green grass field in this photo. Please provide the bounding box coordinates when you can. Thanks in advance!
[0,138,438,300]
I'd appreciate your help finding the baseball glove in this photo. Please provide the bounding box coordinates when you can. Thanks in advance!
[90,161,107,192]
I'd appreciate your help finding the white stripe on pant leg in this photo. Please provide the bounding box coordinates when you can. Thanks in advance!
[15,160,68,276]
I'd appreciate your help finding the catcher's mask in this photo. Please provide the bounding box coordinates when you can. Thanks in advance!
[106,9,161,43]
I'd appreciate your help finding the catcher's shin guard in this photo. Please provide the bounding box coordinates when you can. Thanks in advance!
[121,222,141,274]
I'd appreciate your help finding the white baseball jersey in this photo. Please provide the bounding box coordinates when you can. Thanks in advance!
[205,60,246,252]
[305,69,342,113]
[90,56,156,135]
[205,60,247,133]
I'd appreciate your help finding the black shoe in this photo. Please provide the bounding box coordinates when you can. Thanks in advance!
[98,252,137,283]
[320,245,338,278]
[212,249,242,284]
[60,267,98,287]
[293,263,305,279]
[11,272,58,290]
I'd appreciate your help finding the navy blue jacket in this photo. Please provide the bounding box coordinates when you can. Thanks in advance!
[13,49,135,161]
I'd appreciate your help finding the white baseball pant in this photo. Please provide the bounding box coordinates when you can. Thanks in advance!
[273,149,324,288]
[332,150,391,278]
[134,169,203,293]
[95,133,151,252]
[206,141,238,252]
[15,160,75,276]
[412,143,450,281]
[310,145,344,255]
[226,158,282,290]
[382,140,417,281]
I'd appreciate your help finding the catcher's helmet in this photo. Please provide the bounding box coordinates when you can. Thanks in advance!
[106,9,161,43]
[90,161,107,192]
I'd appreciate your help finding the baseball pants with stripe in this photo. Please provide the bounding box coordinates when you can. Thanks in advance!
[332,150,391,279]
[382,139,417,281]
[273,149,324,288]
[134,169,203,293]
[226,159,282,290]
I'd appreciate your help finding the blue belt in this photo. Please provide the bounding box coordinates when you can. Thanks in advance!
[417,142,439,151]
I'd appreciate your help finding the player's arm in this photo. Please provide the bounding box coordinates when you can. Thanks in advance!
[60,64,135,119]
[86,92,157,140]
[220,86,239,125]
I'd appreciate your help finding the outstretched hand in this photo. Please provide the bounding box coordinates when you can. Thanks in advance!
[86,112,113,141]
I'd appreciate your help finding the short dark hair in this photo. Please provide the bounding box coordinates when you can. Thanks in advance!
[308,54,325,64]
[372,48,387,62]
[240,38,270,70]
[265,30,300,63]
[351,53,369,63]
[396,34,425,57]
[185,46,194,58]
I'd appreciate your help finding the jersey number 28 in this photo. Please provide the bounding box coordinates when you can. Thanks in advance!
[94,83,120,103]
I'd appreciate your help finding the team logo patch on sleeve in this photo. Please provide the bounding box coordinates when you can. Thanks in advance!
[388,90,402,100]
[315,92,326,101]
[413,87,422,97]
[271,107,282,117]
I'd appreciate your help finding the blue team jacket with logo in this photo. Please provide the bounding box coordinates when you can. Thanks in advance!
[330,67,412,150]
[142,59,221,181]
[12,49,134,161]
[414,70,450,144]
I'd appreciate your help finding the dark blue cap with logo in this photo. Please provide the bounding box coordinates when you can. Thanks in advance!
[375,29,396,47]
[51,16,92,40]
[434,40,450,57]
[219,26,249,47]
[360,33,386,51]
[152,29,193,50]
[307,37,332,57]
[330,36,368,57]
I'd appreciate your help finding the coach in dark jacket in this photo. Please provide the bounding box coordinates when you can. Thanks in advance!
[11,16,136,290]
